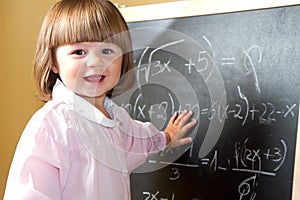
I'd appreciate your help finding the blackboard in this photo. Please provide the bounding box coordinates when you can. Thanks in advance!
[113,4,300,200]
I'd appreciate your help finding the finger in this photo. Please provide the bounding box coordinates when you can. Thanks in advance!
[174,110,188,125]
[177,137,193,146]
[178,111,194,126]
[178,120,197,137]
[169,112,178,124]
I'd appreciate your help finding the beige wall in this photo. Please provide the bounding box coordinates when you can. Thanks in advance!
[112,0,181,7]
[0,0,54,198]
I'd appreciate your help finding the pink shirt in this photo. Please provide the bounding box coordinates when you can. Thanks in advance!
[4,80,166,200]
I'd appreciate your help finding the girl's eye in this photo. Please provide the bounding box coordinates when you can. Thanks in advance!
[102,48,113,55]
[73,50,86,55]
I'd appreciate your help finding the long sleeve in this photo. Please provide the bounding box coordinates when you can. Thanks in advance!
[4,121,68,200]
[5,157,61,200]
[112,107,167,172]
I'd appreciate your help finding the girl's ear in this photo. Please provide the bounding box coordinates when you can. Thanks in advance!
[51,65,59,74]
[51,55,59,74]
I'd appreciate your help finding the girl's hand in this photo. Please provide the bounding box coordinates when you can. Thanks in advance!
[164,110,197,148]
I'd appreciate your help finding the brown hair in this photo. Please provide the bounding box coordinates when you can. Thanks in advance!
[34,0,135,101]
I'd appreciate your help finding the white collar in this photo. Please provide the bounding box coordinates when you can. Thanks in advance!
[52,79,119,128]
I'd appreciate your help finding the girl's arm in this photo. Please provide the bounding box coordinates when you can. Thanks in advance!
[164,110,197,148]
[4,126,66,200]
[4,156,62,200]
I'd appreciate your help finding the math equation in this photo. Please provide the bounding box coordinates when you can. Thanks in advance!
[142,136,288,200]
[118,34,299,200]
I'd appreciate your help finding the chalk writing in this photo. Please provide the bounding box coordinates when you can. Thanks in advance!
[146,137,288,200]
[136,40,185,88]
[143,191,175,200]
[243,46,262,94]
[124,25,298,200]
[128,5,300,199]
[238,175,257,200]
[169,168,180,181]
[121,93,296,127]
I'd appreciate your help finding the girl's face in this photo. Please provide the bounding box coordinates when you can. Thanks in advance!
[53,42,123,101]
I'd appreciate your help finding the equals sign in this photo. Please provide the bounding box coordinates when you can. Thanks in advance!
[201,108,209,115]
[201,158,210,165]
[221,57,236,66]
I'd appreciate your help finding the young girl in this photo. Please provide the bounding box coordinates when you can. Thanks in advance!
[4,0,196,199]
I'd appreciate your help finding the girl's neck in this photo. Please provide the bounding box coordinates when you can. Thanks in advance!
[82,95,111,119]
[95,103,111,119]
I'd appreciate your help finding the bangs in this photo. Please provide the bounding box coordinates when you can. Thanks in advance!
[47,0,130,50]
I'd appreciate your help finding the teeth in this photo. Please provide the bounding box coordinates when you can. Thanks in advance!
[85,75,104,82]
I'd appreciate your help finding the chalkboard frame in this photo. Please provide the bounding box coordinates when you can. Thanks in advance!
[119,0,300,22]
[292,103,300,199]
[119,1,300,199]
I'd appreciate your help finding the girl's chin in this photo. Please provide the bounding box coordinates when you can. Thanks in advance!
[74,90,107,99]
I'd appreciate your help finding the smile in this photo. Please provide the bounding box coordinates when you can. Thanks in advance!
[84,74,105,83]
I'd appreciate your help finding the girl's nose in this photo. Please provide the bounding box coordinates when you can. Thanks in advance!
[86,49,105,68]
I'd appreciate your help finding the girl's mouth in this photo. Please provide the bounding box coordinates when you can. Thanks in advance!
[84,74,105,83]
